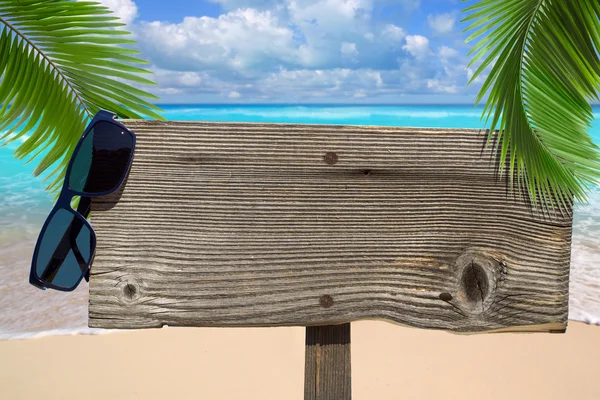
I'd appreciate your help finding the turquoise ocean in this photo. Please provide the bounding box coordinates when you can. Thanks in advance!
[1,104,599,339]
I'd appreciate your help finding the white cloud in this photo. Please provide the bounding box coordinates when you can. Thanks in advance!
[402,35,430,59]
[94,0,138,25]
[117,0,481,102]
[149,62,479,103]
[259,68,390,98]
[427,79,458,94]
[134,0,409,72]
[286,0,374,49]
[340,42,359,62]
[136,9,301,71]
[169,72,202,87]
[158,87,182,95]
[381,24,406,42]
[427,13,456,35]
[439,46,458,60]
[151,67,389,100]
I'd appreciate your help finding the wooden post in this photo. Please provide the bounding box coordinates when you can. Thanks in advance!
[305,324,351,400]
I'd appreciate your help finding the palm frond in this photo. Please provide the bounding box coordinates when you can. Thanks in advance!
[463,0,600,214]
[0,0,164,194]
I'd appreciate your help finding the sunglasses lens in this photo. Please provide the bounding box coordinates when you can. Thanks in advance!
[68,120,134,194]
[34,208,94,290]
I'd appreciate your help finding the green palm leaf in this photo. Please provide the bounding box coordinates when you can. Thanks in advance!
[463,0,600,214]
[0,0,165,194]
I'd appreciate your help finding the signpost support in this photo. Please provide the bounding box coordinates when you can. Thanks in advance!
[305,324,351,400]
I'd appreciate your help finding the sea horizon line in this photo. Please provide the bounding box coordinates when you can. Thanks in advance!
[154,103,600,107]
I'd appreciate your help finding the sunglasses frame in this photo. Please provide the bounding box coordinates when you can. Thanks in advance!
[29,110,136,291]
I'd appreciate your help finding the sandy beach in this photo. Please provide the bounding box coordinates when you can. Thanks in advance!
[1,321,599,399]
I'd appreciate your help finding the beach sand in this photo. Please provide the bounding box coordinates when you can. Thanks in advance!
[1,321,599,400]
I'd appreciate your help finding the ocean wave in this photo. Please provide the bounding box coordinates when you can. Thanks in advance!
[0,327,114,341]
[569,185,600,325]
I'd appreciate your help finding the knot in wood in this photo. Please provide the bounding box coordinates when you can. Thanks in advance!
[462,262,489,304]
[124,283,137,300]
[119,279,142,304]
[319,295,334,308]
[439,292,453,302]
[453,250,503,315]
[323,152,338,165]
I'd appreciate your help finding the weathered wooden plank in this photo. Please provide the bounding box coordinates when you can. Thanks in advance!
[305,324,351,400]
[88,121,572,333]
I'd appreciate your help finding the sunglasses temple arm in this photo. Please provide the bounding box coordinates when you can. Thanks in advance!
[77,196,92,218]
[75,197,92,282]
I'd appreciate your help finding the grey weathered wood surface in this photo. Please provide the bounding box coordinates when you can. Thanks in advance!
[88,121,572,333]
[305,324,351,400]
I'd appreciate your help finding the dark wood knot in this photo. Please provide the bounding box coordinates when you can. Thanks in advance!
[439,292,453,302]
[319,295,334,308]
[462,261,489,304]
[119,279,142,303]
[453,250,504,315]
[123,283,137,300]
[323,152,338,165]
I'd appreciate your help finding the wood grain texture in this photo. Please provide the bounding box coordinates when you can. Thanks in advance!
[305,324,351,400]
[88,121,573,333]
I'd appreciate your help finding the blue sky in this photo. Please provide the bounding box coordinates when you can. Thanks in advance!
[101,0,486,104]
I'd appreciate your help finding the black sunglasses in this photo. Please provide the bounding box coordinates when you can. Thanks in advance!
[29,110,136,291]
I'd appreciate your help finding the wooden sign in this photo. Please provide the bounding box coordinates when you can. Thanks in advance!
[88,121,572,334]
